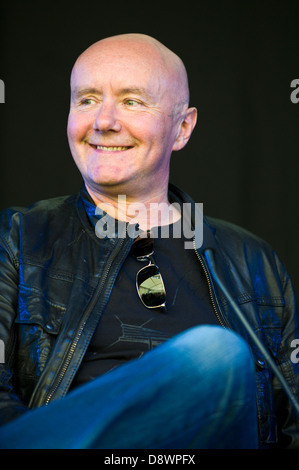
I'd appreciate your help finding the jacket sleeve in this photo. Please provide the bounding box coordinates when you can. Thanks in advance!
[273,252,299,448]
[0,212,29,427]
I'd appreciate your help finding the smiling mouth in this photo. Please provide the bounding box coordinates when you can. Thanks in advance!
[89,144,132,151]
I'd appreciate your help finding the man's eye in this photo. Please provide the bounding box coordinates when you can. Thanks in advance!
[81,98,94,106]
[125,99,141,107]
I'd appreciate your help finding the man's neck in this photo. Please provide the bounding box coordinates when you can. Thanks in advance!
[84,183,181,231]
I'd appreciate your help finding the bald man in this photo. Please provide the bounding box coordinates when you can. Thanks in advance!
[0,34,298,450]
[67,33,195,228]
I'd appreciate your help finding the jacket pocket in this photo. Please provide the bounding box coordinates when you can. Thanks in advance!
[16,284,66,333]
[14,285,66,394]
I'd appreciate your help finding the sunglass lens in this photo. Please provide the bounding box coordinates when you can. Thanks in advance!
[131,235,153,258]
[137,265,166,307]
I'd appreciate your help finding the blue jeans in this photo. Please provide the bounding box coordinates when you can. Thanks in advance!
[0,325,258,449]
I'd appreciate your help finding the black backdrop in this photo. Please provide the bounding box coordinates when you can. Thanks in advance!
[0,0,298,293]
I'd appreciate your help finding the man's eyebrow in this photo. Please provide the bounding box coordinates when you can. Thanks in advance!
[119,87,154,100]
[71,88,99,99]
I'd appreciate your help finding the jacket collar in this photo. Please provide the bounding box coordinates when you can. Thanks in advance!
[80,184,101,229]
[168,182,217,254]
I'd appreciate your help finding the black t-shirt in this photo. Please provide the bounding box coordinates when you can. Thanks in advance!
[71,221,219,389]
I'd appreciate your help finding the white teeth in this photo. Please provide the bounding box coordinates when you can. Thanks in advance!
[96,145,129,151]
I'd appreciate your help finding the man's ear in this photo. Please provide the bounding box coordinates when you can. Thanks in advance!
[172,107,197,151]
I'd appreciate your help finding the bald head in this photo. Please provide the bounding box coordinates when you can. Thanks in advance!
[71,33,190,111]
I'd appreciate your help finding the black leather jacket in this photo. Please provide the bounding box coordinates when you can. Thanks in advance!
[0,183,298,448]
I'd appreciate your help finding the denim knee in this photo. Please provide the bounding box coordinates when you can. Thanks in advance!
[169,325,255,379]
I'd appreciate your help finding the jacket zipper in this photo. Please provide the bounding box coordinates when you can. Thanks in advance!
[193,237,227,328]
[43,231,130,406]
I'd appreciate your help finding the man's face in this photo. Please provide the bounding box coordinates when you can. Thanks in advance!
[67,39,186,199]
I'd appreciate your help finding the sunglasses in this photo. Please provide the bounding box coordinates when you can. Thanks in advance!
[131,231,166,311]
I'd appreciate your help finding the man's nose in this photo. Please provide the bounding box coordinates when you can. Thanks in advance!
[93,100,121,132]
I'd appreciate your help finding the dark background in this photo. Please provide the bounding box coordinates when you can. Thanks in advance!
[0,0,298,293]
